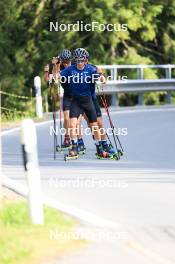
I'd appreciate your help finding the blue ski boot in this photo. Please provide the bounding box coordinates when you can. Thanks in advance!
[101,141,119,160]
[77,138,86,154]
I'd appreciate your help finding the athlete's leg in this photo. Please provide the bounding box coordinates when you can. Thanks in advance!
[77,114,83,139]
[68,98,82,157]
[70,117,78,140]
[76,114,86,153]
[89,122,101,141]
[80,97,109,157]
[62,96,73,147]
[63,110,70,134]
[92,98,106,140]
[97,116,106,140]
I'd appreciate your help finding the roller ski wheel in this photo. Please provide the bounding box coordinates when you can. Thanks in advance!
[78,149,86,155]
[110,150,124,160]
[118,149,124,157]
[95,153,113,160]
[110,153,120,160]
[64,146,78,161]
[64,154,79,161]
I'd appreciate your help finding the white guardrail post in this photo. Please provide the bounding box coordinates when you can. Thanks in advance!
[34,76,43,118]
[165,65,172,104]
[21,119,44,225]
[110,67,119,107]
[137,66,144,105]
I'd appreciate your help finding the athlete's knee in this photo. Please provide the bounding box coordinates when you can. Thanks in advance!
[77,114,83,125]
[70,118,79,137]
[70,118,78,128]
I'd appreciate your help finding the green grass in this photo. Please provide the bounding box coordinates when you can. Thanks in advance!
[1,113,49,131]
[1,110,36,124]
[0,200,83,264]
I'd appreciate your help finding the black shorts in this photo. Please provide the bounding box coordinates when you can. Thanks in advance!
[70,96,97,123]
[92,98,102,117]
[63,96,73,111]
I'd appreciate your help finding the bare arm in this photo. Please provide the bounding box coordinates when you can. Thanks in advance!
[44,64,49,83]
[96,66,106,84]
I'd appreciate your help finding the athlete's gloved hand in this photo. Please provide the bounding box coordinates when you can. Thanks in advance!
[52,57,59,65]
[96,66,102,74]
[52,56,61,65]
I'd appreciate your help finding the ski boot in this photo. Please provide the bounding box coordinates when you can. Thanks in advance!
[61,135,71,149]
[101,141,119,160]
[56,135,71,152]
[77,138,86,155]
[95,144,112,160]
[64,142,78,161]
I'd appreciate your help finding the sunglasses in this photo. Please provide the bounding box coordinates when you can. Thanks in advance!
[76,59,85,64]
[62,59,71,64]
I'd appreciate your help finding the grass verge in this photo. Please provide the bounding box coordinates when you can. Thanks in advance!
[0,199,84,264]
[1,114,50,131]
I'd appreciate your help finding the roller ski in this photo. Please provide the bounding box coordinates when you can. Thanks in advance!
[108,147,124,159]
[118,149,124,157]
[56,135,72,152]
[77,138,86,155]
[64,142,79,161]
[56,144,62,152]
[95,144,113,160]
[62,135,72,149]
[101,141,121,160]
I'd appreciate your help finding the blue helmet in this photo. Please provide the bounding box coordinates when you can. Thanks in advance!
[85,50,89,59]
[73,48,87,61]
[60,49,72,60]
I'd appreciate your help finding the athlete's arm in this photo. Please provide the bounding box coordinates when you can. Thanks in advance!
[44,64,49,82]
[60,67,70,85]
[96,66,106,84]
[51,57,61,79]
[90,65,106,84]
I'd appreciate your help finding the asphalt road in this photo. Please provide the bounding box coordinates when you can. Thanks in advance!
[2,106,175,263]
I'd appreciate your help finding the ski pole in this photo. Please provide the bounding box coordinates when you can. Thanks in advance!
[96,84,124,156]
[97,84,124,152]
[49,75,58,160]
[105,131,113,148]
[58,79,63,150]
[98,91,120,156]
[53,60,63,152]
[96,85,119,155]
[103,94,124,152]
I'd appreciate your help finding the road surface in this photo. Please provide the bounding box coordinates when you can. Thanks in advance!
[2,106,175,263]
